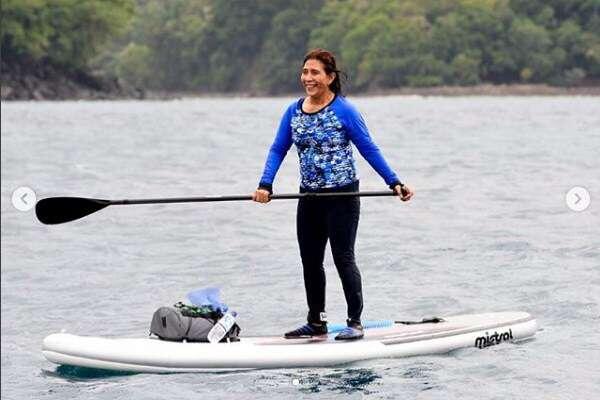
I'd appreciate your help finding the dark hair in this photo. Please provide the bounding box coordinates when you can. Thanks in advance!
[303,48,345,95]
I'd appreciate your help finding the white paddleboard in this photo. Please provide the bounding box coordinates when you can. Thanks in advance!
[42,311,537,373]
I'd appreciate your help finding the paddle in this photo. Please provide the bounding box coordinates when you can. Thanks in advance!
[35,191,395,225]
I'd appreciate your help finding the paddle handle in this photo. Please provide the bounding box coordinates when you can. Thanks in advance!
[110,191,395,206]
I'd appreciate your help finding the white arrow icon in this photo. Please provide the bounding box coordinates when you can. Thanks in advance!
[566,186,590,212]
[12,186,37,212]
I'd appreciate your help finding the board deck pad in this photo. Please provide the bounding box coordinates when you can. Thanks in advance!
[42,312,537,373]
[253,320,452,345]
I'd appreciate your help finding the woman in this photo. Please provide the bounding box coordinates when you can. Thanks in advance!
[253,49,413,341]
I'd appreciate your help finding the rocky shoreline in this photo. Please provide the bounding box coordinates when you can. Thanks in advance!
[145,84,600,100]
[360,83,600,97]
[1,57,145,101]
[2,58,599,100]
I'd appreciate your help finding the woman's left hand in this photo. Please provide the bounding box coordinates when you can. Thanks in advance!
[393,184,414,201]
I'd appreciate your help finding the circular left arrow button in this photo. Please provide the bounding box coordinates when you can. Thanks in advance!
[12,186,37,211]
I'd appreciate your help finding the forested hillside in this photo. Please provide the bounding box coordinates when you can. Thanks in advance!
[2,0,599,99]
[1,0,139,99]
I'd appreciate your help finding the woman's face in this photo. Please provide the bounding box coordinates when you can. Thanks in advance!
[301,59,335,98]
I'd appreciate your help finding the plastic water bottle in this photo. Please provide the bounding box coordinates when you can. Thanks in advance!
[207,312,236,343]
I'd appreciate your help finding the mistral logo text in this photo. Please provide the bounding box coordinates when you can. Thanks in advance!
[474,329,513,349]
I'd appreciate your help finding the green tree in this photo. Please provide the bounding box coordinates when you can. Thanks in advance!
[309,0,366,56]
[451,53,481,84]
[1,0,134,69]
[508,18,555,81]
[255,1,324,94]
[310,0,442,89]
[203,0,288,91]
[118,0,212,90]
[114,43,153,87]
[6,0,598,92]
[431,1,516,82]
[1,0,52,60]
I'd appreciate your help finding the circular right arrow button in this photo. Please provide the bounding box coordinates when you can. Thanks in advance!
[566,186,591,212]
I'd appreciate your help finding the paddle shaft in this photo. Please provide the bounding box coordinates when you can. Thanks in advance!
[110,191,394,205]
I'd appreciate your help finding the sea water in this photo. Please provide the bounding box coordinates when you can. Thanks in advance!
[2,96,599,399]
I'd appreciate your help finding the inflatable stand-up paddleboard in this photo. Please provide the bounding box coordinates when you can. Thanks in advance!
[42,311,537,373]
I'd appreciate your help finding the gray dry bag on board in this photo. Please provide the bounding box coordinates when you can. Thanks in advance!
[150,305,240,342]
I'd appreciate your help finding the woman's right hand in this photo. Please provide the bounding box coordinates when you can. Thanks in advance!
[252,188,271,203]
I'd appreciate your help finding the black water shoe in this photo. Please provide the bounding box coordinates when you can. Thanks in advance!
[284,322,328,338]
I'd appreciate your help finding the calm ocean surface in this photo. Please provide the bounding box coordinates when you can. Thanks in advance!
[1,96,599,399]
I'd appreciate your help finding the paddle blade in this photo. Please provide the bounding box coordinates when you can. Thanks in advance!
[35,197,111,225]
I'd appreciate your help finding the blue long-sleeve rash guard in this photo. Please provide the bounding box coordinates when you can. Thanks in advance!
[259,95,401,192]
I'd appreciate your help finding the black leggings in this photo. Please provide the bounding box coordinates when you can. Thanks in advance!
[296,181,362,324]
